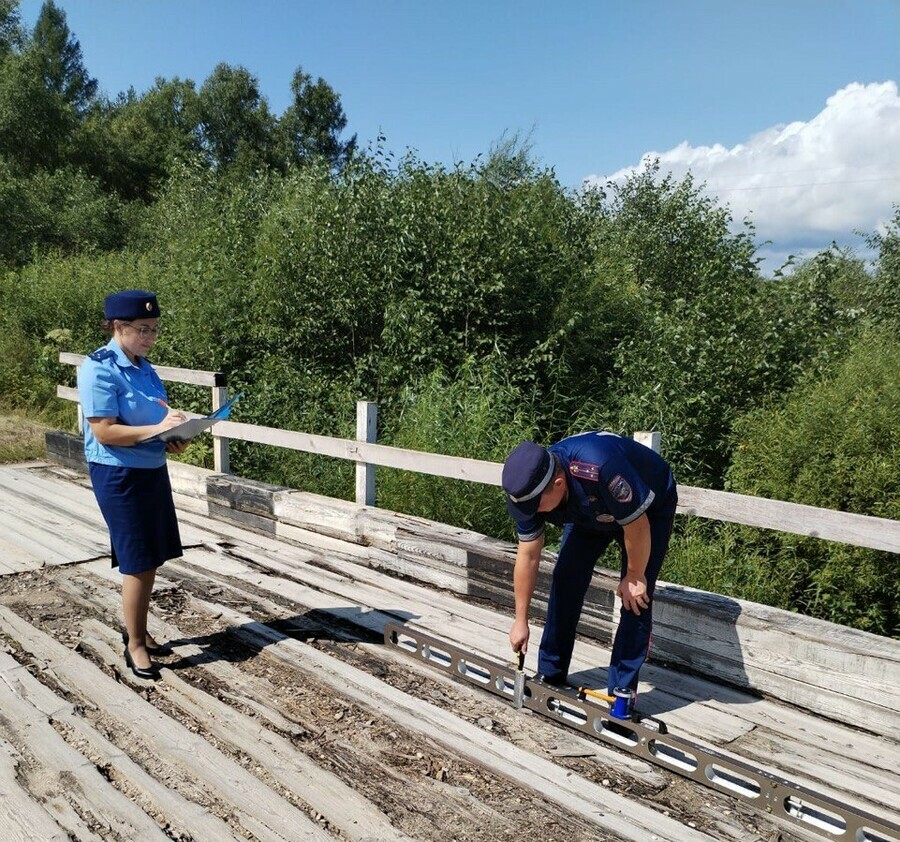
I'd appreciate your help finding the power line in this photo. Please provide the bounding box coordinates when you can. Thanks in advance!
[705,175,900,193]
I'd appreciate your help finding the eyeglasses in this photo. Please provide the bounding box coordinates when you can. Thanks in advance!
[119,321,160,339]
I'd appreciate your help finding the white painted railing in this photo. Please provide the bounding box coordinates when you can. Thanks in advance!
[58,354,900,553]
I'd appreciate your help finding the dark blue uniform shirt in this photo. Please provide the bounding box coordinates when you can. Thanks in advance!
[510,432,675,542]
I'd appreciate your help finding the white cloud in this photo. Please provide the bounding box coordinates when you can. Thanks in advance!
[584,82,900,271]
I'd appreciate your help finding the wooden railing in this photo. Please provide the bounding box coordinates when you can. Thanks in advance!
[58,354,900,554]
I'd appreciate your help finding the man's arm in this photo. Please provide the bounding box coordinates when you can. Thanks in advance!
[509,535,544,653]
[618,513,651,615]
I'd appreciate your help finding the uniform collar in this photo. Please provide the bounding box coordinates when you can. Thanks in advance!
[107,338,144,369]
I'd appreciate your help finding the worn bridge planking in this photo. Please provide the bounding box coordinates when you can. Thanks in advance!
[1,460,899,841]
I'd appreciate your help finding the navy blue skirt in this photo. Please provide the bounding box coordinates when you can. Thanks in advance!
[89,463,182,574]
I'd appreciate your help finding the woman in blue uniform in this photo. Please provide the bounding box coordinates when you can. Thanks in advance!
[78,290,188,679]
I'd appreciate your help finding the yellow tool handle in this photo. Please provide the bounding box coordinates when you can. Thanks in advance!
[578,686,615,703]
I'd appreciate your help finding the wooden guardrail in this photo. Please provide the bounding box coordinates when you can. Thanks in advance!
[58,354,900,554]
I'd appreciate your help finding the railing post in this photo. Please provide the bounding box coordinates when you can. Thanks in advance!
[356,400,377,506]
[212,386,230,474]
[633,431,661,453]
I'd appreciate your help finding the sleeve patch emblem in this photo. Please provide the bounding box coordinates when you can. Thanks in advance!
[608,475,633,503]
[569,461,600,481]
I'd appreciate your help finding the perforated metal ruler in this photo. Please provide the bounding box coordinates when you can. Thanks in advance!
[384,622,900,842]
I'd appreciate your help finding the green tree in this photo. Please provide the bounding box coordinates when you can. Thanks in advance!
[74,77,201,201]
[864,205,900,326]
[0,0,24,56]
[274,66,356,169]
[724,330,900,635]
[591,164,764,483]
[31,0,96,112]
[196,63,275,171]
[0,159,124,265]
[0,48,74,172]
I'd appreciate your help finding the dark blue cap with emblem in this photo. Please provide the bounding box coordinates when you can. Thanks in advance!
[104,290,160,320]
[502,441,556,518]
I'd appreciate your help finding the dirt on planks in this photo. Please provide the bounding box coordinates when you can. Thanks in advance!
[0,565,793,842]
[0,567,609,841]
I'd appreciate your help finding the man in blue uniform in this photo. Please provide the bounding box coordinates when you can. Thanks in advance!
[502,432,677,714]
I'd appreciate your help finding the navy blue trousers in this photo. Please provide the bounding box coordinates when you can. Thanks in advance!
[537,498,676,693]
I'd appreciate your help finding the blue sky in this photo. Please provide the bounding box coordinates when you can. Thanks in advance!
[17,0,900,268]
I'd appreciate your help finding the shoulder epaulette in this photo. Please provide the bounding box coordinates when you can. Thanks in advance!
[570,461,600,482]
[88,348,116,363]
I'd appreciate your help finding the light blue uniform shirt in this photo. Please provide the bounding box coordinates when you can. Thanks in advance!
[77,339,168,468]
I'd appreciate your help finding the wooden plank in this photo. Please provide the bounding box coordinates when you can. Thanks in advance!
[79,620,414,842]
[0,606,332,842]
[0,651,241,840]
[153,545,748,749]
[0,498,105,562]
[677,486,900,553]
[284,527,473,594]
[60,352,223,388]
[157,545,900,814]
[0,535,37,573]
[355,400,377,506]
[0,654,169,839]
[266,495,900,733]
[733,724,900,813]
[0,465,214,551]
[167,460,221,500]
[211,419,502,484]
[195,598,716,842]
[0,469,111,554]
[0,509,83,566]
[0,737,71,841]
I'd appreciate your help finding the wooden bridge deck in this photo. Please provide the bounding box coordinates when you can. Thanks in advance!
[0,461,898,842]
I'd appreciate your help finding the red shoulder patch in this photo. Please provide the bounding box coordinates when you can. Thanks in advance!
[569,461,600,482]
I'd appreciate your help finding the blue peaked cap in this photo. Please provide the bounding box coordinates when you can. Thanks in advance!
[502,441,555,518]
[104,290,160,320]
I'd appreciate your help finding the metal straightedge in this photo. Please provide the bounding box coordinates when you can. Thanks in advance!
[384,622,900,842]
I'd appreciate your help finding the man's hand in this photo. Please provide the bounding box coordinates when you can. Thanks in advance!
[617,574,650,616]
[509,618,530,654]
[166,440,189,454]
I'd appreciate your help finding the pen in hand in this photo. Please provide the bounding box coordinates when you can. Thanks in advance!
[157,398,186,423]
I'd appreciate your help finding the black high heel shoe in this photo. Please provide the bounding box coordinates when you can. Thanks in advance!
[121,631,173,657]
[123,647,160,680]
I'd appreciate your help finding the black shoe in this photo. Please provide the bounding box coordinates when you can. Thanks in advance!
[122,631,173,656]
[534,672,574,689]
[123,647,160,680]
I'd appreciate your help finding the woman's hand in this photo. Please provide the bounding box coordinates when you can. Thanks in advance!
[154,408,187,435]
[157,409,189,452]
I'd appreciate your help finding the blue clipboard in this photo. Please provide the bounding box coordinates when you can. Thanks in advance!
[141,392,243,443]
